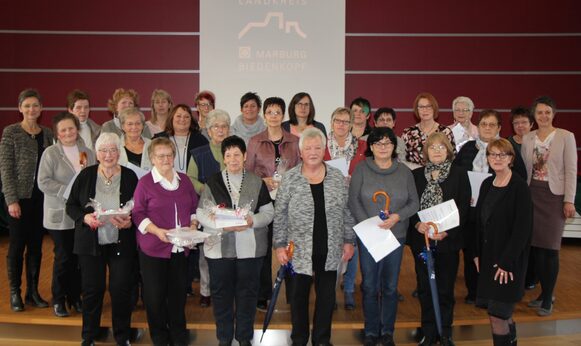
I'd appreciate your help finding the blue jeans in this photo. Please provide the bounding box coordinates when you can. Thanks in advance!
[343,245,358,293]
[358,239,404,337]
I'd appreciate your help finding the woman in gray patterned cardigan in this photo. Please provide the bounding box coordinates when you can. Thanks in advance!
[274,127,355,346]
[0,89,54,312]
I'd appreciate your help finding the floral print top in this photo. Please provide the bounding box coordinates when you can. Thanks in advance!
[532,131,556,181]
[402,124,456,165]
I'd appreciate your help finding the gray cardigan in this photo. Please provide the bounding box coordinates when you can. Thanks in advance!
[348,157,419,242]
[0,123,54,205]
[38,141,96,230]
[273,163,356,276]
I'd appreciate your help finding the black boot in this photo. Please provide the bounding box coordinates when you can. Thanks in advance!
[7,258,24,312]
[24,256,49,308]
[492,333,512,346]
[509,322,517,345]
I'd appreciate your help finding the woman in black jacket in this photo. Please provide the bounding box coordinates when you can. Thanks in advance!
[408,133,471,346]
[473,138,533,346]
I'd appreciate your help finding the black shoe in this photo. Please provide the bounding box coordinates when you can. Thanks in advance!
[25,292,49,308]
[440,336,456,346]
[380,334,395,346]
[363,335,378,346]
[464,295,476,305]
[218,340,231,346]
[81,340,95,346]
[95,327,110,341]
[129,328,144,342]
[10,293,24,312]
[417,336,436,346]
[186,287,195,296]
[525,283,536,290]
[53,303,69,317]
[257,299,268,311]
[116,341,131,346]
[68,300,82,313]
[238,341,252,346]
[200,295,211,307]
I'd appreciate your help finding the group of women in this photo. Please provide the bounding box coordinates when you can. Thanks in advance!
[0,87,577,346]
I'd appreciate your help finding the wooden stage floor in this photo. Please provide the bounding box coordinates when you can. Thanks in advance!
[0,235,580,344]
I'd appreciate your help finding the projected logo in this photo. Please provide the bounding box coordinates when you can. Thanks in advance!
[238,12,307,39]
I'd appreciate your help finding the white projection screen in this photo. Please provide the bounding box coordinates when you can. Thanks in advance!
[200,0,346,131]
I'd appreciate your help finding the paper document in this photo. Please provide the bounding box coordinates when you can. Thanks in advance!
[353,216,400,262]
[417,199,460,232]
[325,157,349,177]
[468,171,493,206]
[125,162,149,179]
[451,123,470,151]
[63,172,81,200]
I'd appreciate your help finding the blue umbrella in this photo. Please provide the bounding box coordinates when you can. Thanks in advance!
[420,222,443,336]
[260,242,295,342]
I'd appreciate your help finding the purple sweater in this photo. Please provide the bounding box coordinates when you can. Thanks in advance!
[132,172,199,258]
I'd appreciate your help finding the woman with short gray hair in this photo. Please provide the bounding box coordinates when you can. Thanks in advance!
[118,107,152,171]
[449,96,478,150]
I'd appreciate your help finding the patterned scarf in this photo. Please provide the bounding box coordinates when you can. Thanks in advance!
[472,138,489,173]
[328,131,358,162]
[420,160,452,210]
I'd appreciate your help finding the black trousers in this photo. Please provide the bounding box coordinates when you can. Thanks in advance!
[139,250,189,346]
[78,246,134,344]
[414,250,459,340]
[47,228,80,305]
[7,196,44,281]
[290,270,337,346]
[462,247,478,299]
[258,223,273,301]
[207,257,263,344]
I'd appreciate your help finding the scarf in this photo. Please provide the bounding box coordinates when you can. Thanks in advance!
[230,115,266,143]
[472,138,489,173]
[328,131,358,162]
[420,160,452,210]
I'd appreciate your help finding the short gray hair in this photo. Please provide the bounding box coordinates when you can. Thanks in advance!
[118,107,145,127]
[299,127,326,151]
[206,109,231,129]
[95,132,121,152]
[452,96,474,112]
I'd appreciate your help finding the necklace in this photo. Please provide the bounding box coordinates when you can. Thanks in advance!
[171,133,190,172]
[493,170,512,187]
[100,167,117,186]
[419,121,438,136]
[225,169,245,208]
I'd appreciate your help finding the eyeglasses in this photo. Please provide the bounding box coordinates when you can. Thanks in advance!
[155,153,174,160]
[454,108,471,113]
[479,122,498,128]
[296,102,310,108]
[98,148,119,155]
[211,124,229,131]
[197,102,211,108]
[373,141,394,148]
[428,144,446,151]
[417,105,433,110]
[333,119,351,126]
[486,152,512,159]
[265,111,282,116]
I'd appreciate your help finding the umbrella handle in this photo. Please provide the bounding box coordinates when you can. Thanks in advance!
[372,190,391,215]
[424,222,439,249]
[287,241,295,260]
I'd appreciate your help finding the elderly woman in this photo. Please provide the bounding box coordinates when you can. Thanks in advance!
[449,96,479,150]
[282,92,327,137]
[349,127,419,346]
[197,135,274,346]
[402,92,456,168]
[154,104,208,173]
[408,133,471,346]
[453,110,527,305]
[521,96,577,316]
[245,96,300,309]
[231,92,266,144]
[38,112,96,317]
[118,107,152,171]
[67,89,100,151]
[102,88,153,139]
[274,128,355,346]
[0,89,54,312]
[66,133,138,346]
[187,109,231,307]
[473,138,533,346]
[146,89,173,135]
[195,90,216,140]
[508,106,534,152]
[132,138,199,345]
[350,97,373,138]
[322,106,366,310]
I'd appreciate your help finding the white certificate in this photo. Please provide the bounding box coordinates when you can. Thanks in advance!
[353,216,401,263]
[451,123,470,152]
[417,199,460,232]
[468,171,493,207]
[325,157,349,177]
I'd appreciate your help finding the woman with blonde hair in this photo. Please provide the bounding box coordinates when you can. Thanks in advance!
[146,89,173,135]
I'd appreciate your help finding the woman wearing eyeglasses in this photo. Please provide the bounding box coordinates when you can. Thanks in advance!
[194,90,216,140]
[349,127,419,346]
[187,109,231,308]
[402,92,455,169]
[521,96,577,317]
[448,96,479,151]
[408,133,471,346]
[473,138,532,346]
[453,110,526,305]
[282,92,327,138]
[245,97,300,309]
